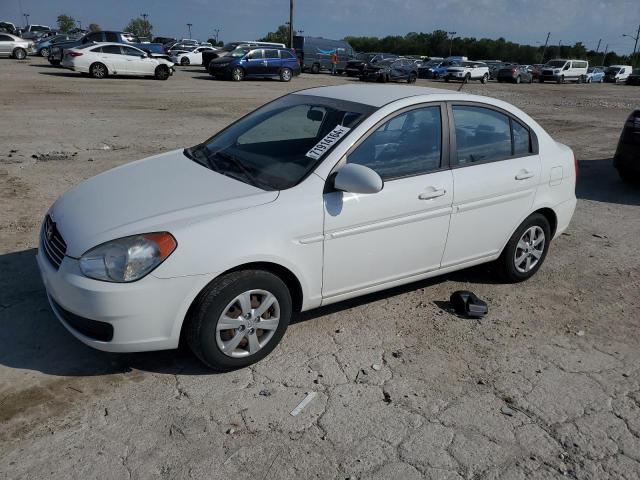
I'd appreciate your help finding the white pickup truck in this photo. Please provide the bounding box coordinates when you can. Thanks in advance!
[444,61,490,83]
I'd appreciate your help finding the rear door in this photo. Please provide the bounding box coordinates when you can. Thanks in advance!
[0,34,12,55]
[264,49,282,75]
[441,103,541,268]
[97,45,126,73]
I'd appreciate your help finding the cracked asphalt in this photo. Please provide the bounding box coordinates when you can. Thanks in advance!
[1,58,639,479]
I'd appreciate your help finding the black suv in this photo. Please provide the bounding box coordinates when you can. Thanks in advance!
[614,109,640,183]
[345,53,397,77]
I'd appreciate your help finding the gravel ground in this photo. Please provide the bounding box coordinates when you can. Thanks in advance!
[1,58,639,480]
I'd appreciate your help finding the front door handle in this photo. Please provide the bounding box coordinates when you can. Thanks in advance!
[515,170,535,180]
[418,187,447,200]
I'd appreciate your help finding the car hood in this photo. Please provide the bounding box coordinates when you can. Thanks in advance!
[50,149,278,257]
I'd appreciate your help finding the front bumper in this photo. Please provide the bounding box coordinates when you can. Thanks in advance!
[37,246,214,352]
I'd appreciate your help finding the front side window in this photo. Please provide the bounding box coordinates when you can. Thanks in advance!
[185,95,373,190]
[122,46,142,56]
[0,35,11,41]
[453,106,511,164]
[348,106,442,181]
[247,49,264,60]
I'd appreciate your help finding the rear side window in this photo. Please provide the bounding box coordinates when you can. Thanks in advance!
[265,49,279,59]
[453,106,511,164]
[0,35,12,41]
[348,106,442,181]
[100,45,122,54]
[281,50,295,59]
[452,105,534,165]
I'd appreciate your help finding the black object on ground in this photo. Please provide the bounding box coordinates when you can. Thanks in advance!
[449,290,488,318]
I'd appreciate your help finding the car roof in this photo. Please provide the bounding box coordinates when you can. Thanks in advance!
[295,84,460,108]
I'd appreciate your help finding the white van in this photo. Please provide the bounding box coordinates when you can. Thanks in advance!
[540,59,589,83]
[604,65,633,83]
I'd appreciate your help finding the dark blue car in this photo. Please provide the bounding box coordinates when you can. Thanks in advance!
[208,46,301,82]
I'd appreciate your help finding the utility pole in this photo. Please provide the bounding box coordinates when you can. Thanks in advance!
[540,32,551,63]
[23,13,29,27]
[448,31,457,57]
[141,13,149,21]
[594,38,601,55]
[601,44,609,66]
[187,23,193,40]
[623,24,640,67]
[213,28,220,44]
[558,39,562,57]
[289,0,294,48]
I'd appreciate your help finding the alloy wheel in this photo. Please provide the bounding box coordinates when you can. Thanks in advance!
[514,226,545,273]
[40,48,49,57]
[215,290,280,358]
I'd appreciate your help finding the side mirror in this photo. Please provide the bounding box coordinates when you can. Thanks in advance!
[333,163,383,194]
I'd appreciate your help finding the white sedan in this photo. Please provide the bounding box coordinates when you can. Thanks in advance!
[172,46,216,66]
[38,85,577,370]
[62,42,174,80]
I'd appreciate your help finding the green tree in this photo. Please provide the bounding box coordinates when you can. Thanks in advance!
[259,25,295,45]
[57,14,75,33]
[88,23,101,32]
[124,18,153,39]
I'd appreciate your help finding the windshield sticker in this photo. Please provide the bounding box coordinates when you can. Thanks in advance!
[305,125,351,160]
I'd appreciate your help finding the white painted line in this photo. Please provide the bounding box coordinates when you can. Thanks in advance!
[290,392,317,416]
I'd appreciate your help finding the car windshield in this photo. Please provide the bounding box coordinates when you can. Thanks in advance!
[229,47,249,58]
[606,67,621,74]
[545,61,566,68]
[184,94,375,191]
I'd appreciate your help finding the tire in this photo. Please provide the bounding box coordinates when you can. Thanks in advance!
[577,75,583,84]
[310,63,320,74]
[154,65,170,80]
[481,73,488,84]
[180,57,190,66]
[586,77,592,83]
[557,75,564,84]
[279,67,292,82]
[496,213,551,283]
[618,167,640,184]
[515,75,521,84]
[40,47,49,57]
[12,48,26,60]
[230,67,244,81]
[185,270,292,371]
[90,62,108,79]
[407,72,417,84]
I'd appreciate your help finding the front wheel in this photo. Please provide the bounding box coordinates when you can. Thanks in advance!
[407,72,417,84]
[40,47,50,57]
[154,65,170,80]
[185,270,292,371]
[180,57,190,66]
[12,48,26,60]
[231,67,244,81]
[279,67,292,82]
[496,213,551,283]
[515,75,521,84]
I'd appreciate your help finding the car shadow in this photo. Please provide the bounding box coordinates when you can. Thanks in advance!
[576,158,640,206]
[0,247,501,377]
[38,71,85,78]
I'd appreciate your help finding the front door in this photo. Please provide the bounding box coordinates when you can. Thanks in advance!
[95,44,126,73]
[441,103,541,268]
[244,49,266,76]
[322,104,453,300]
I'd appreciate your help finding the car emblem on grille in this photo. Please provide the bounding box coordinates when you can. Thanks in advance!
[45,221,54,241]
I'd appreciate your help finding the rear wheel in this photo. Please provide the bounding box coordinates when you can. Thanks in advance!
[310,63,320,74]
[12,48,26,60]
[577,75,584,84]
[407,72,417,83]
[231,67,244,81]
[279,67,292,82]
[180,57,190,66]
[154,65,170,80]
[185,270,292,371]
[480,73,488,84]
[515,75,521,84]
[496,213,551,283]
[40,47,49,57]
[90,62,108,79]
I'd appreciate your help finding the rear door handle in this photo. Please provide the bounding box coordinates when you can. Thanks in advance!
[515,170,535,180]
[418,188,447,200]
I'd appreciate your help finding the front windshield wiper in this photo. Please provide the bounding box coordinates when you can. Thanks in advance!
[212,151,264,189]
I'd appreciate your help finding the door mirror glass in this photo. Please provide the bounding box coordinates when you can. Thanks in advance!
[333,163,383,194]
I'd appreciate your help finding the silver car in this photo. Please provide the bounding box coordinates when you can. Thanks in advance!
[0,33,34,59]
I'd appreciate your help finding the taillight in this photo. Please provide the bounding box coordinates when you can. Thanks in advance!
[69,51,83,57]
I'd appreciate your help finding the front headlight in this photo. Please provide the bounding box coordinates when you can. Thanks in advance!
[79,232,177,282]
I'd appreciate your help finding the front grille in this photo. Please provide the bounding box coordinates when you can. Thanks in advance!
[41,215,67,269]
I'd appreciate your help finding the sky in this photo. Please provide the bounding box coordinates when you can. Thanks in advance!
[2,0,639,54]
